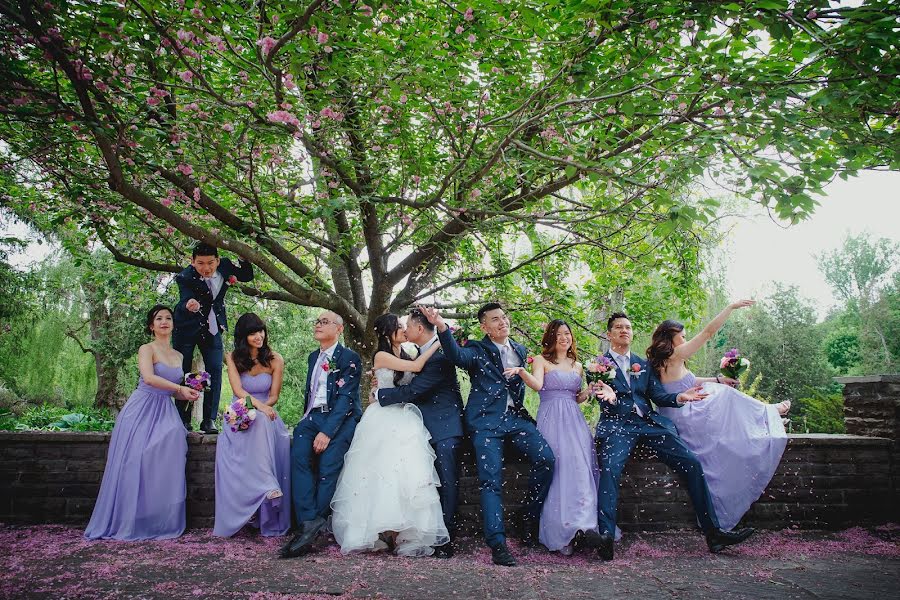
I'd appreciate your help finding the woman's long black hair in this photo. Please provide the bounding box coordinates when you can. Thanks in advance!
[232,312,274,373]
[646,319,685,375]
[372,313,410,386]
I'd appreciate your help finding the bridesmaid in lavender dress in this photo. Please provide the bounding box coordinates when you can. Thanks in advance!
[85,305,199,541]
[512,320,616,555]
[214,313,291,537]
[647,301,791,531]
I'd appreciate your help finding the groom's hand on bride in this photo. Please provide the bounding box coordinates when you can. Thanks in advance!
[677,385,709,403]
[313,432,331,454]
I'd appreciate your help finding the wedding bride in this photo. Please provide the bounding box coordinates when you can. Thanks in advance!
[330,313,450,557]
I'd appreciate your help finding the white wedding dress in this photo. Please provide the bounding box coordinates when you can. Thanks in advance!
[330,368,449,557]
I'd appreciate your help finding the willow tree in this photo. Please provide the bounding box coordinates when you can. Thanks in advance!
[1,0,896,353]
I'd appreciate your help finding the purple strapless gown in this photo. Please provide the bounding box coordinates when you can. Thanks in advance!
[84,362,187,540]
[659,372,787,530]
[536,369,599,551]
[213,372,291,537]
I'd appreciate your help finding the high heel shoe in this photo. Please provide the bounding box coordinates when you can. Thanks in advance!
[776,400,791,416]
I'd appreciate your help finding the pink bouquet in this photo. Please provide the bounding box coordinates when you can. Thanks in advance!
[585,355,616,397]
[223,397,257,433]
[183,371,211,392]
[720,348,750,379]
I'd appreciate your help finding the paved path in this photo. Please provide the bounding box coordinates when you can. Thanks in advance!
[3,525,898,599]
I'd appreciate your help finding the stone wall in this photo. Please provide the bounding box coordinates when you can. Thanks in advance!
[1,431,893,533]
[837,374,900,517]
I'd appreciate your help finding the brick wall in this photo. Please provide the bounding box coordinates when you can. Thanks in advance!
[1,431,893,533]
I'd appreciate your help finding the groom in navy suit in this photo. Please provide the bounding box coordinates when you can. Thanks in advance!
[173,242,254,433]
[281,310,362,558]
[421,303,555,567]
[592,312,755,560]
[375,308,465,558]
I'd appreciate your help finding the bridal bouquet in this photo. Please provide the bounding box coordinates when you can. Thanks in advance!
[720,348,750,379]
[223,397,257,433]
[183,371,211,392]
[585,355,616,397]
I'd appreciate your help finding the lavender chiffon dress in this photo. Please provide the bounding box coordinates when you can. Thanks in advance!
[658,372,787,530]
[536,370,599,551]
[213,372,291,537]
[84,362,187,540]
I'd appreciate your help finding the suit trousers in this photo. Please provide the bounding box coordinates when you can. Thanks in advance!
[595,413,720,536]
[470,412,555,547]
[290,410,357,523]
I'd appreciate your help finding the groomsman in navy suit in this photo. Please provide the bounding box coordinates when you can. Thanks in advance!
[375,308,465,558]
[421,303,555,567]
[173,242,254,433]
[281,310,362,558]
[592,312,755,560]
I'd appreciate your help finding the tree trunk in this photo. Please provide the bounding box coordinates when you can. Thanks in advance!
[93,354,123,413]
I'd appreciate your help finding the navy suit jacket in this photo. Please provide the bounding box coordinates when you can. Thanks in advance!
[596,351,681,435]
[437,327,531,432]
[302,343,362,438]
[172,258,254,345]
[377,342,465,442]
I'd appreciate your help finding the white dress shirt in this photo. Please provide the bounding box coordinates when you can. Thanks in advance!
[312,342,339,409]
[493,340,520,409]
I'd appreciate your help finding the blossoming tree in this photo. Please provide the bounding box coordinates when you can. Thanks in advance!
[1,0,896,353]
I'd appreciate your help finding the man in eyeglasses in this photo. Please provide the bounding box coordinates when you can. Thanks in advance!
[281,310,362,558]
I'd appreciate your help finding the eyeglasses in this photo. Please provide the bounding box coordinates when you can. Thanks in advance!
[314,318,337,327]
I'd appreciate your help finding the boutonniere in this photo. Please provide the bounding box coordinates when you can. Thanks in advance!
[322,357,338,373]
[225,275,238,286]
[629,363,645,378]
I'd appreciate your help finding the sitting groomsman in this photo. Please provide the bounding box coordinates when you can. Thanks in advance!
[374,308,465,558]
[593,312,755,561]
[173,242,254,433]
[420,303,555,567]
[281,311,362,558]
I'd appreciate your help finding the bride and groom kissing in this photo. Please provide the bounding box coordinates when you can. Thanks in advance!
[281,302,760,566]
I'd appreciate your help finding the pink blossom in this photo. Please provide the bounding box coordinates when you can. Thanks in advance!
[193,187,201,202]
[684,19,695,29]
[176,163,193,176]
[399,94,408,104]
[317,32,329,44]
[257,36,277,56]
[411,175,421,184]
[324,46,333,53]
[455,25,464,35]
[464,7,474,21]
[400,214,413,226]
[267,110,300,127]
[359,4,373,17]
[179,70,193,83]
[467,33,476,43]
[678,102,688,112]
[648,19,659,30]
[147,96,160,106]
[807,10,818,19]
[222,123,234,132]
[713,106,726,116]
[161,198,173,207]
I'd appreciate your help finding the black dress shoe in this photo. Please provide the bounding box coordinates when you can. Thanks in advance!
[279,517,325,558]
[432,542,454,559]
[596,533,614,561]
[490,543,517,567]
[200,420,218,434]
[279,533,310,559]
[578,529,604,551]
[706,527,755,553]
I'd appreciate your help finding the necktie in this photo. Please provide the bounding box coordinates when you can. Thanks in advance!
[304,353,326,417]
[205,278,218,335]
[617,354,630,389]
